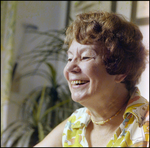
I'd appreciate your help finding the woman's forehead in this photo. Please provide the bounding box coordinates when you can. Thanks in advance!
[67,40,97,53]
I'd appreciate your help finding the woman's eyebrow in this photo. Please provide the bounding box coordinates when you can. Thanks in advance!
[67,50,73,55]
[67,47,95,55]
[80,48,96,56]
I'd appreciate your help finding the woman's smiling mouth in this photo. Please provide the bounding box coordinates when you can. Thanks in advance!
[71,80,89,85]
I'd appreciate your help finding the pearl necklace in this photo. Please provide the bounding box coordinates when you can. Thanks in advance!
[91,107,123,125]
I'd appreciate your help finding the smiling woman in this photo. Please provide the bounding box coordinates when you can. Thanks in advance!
[64,40,119,105]
[34,11,149,147]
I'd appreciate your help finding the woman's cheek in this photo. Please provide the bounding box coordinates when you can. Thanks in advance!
[63,66,68,81]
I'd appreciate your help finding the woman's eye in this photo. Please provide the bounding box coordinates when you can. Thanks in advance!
[68,58,72,62]
[82,57,90,60]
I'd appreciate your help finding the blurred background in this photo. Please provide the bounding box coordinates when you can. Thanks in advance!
[1,1,149,147]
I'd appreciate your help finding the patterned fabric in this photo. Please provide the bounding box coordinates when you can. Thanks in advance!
[62,87,149,147]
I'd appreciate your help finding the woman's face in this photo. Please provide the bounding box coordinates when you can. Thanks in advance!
[63,40,116,104]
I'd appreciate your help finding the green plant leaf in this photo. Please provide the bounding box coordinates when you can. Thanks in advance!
[17,28,67,73]
[19,90,41,121]
[41,99,70,120]
[16,69,51,82]
[45,62,57,86]
[36,86,46,121]
[1,121,27,146]
[74,1,83,7]
[38,122,45,141]
[3,123,28,147]
[15,128,34,147]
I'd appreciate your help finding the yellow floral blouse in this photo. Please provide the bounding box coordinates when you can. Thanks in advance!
[62,87,149,147]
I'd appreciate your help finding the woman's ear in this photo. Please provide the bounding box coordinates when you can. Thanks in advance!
[115,74,127,83]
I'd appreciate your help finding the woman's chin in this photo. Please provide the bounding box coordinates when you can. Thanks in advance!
[71,94,88,104]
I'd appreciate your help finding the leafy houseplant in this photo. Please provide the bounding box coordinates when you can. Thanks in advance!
[1,28,81,147]
[2,62,79,147]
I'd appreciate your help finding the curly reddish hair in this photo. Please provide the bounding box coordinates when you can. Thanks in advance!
[64,11,148,91]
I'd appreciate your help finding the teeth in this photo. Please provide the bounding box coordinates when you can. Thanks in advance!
[71,80,88,85]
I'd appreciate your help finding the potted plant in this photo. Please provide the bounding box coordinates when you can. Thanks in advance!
[1,28,81,147]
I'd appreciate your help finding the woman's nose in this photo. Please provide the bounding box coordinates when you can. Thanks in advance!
[66,60,81,73]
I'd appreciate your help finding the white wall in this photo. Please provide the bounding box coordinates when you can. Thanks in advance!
[6,1,68,127]
[137,25,149,100]
[14,1,67,93]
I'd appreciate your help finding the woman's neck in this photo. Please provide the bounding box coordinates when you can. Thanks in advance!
[85,84,130,123]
